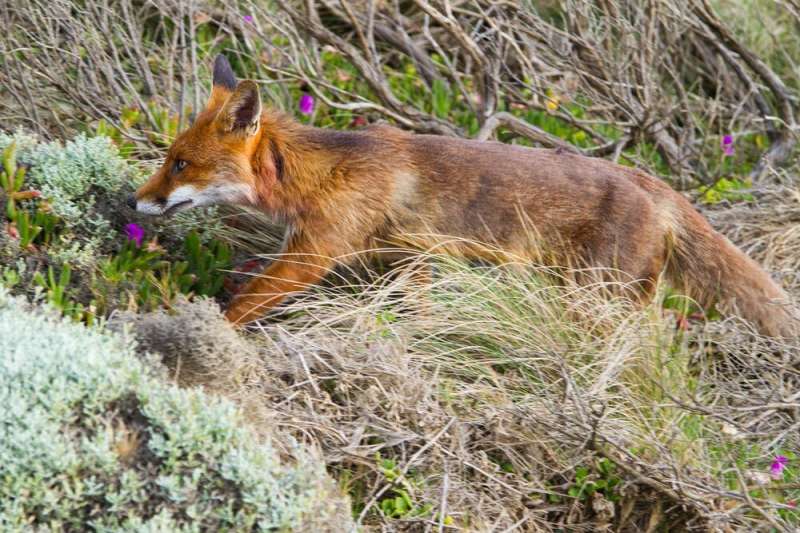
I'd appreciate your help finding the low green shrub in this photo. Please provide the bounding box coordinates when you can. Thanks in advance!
[0,288,352,531]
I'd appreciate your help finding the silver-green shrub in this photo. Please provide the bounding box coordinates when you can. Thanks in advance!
[28,134,128,235]
[1,131,129,236]
[0,288,352,532]
[0,129,39,156]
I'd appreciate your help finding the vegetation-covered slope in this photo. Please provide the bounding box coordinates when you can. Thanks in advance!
[1,0,799,530]
[0,288,351,531]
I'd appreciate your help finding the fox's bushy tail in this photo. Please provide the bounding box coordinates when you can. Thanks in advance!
[666,200,798,338]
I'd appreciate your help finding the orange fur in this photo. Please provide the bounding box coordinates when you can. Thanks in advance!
[133,56,798,337]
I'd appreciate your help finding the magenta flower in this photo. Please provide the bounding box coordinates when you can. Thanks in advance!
[299,93,314,115]
[770,455,789,479]
[243,15,254,23]
[721,135,735,157]
[124,223,144,247]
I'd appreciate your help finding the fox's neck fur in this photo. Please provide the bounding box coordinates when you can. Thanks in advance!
[250,110,375,221]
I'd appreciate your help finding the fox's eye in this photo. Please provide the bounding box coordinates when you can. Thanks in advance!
[173,159,188,173]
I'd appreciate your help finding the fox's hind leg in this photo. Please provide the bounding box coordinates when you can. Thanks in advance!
[393,254,435,315]
[366,247,435,316]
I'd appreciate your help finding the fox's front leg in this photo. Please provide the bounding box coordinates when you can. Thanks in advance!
[225,242,335,326]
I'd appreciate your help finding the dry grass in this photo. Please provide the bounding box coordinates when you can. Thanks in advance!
[122,241,800,530]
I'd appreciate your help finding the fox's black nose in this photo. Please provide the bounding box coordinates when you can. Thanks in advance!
[126,194,137,210]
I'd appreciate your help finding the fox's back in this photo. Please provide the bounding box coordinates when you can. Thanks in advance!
[396,134,673,270]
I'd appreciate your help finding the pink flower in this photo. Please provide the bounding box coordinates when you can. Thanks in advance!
[124,223,144,247]
[243,15,254,23]
[770,455,789,479]
[299,93,314,115]
[721,135,734,157]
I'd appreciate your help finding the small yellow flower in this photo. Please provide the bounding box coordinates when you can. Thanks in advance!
[545,88,560,112]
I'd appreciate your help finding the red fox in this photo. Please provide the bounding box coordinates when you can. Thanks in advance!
[130,55,797,337]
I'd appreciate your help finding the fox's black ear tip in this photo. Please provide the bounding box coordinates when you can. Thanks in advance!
[213,54,237,90]
[214,53,229,67]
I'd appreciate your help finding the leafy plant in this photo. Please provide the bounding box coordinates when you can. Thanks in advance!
[94,107,140,157]
[33,265,94,324]
[2,141,29,222]
[100,239,164,283]
[95,231,231,314]
[97,239,177,313]
[141,260,194,311]
[431,78,453,120]
[2,142,62,248]
[8,211,41,248]
[701,177,755,204]
[7,203,60,249]
[146,100,184,146]
[375,454,433,519]
[1,141,25,196]
[94,103,184,152]
[179,231,232,297]
[28,204,60,246]
[567,458,622,502]
[0,267,20,289]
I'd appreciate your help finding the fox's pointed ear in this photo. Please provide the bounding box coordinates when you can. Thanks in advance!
[207,54,238,109]
[217,80,262,136]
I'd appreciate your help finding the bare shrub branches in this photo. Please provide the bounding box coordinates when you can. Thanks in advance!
[0,0,220,155]
[261,0,800,185]
[1,0,798,185]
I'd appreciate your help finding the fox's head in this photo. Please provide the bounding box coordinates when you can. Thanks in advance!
[128,55,268,216]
